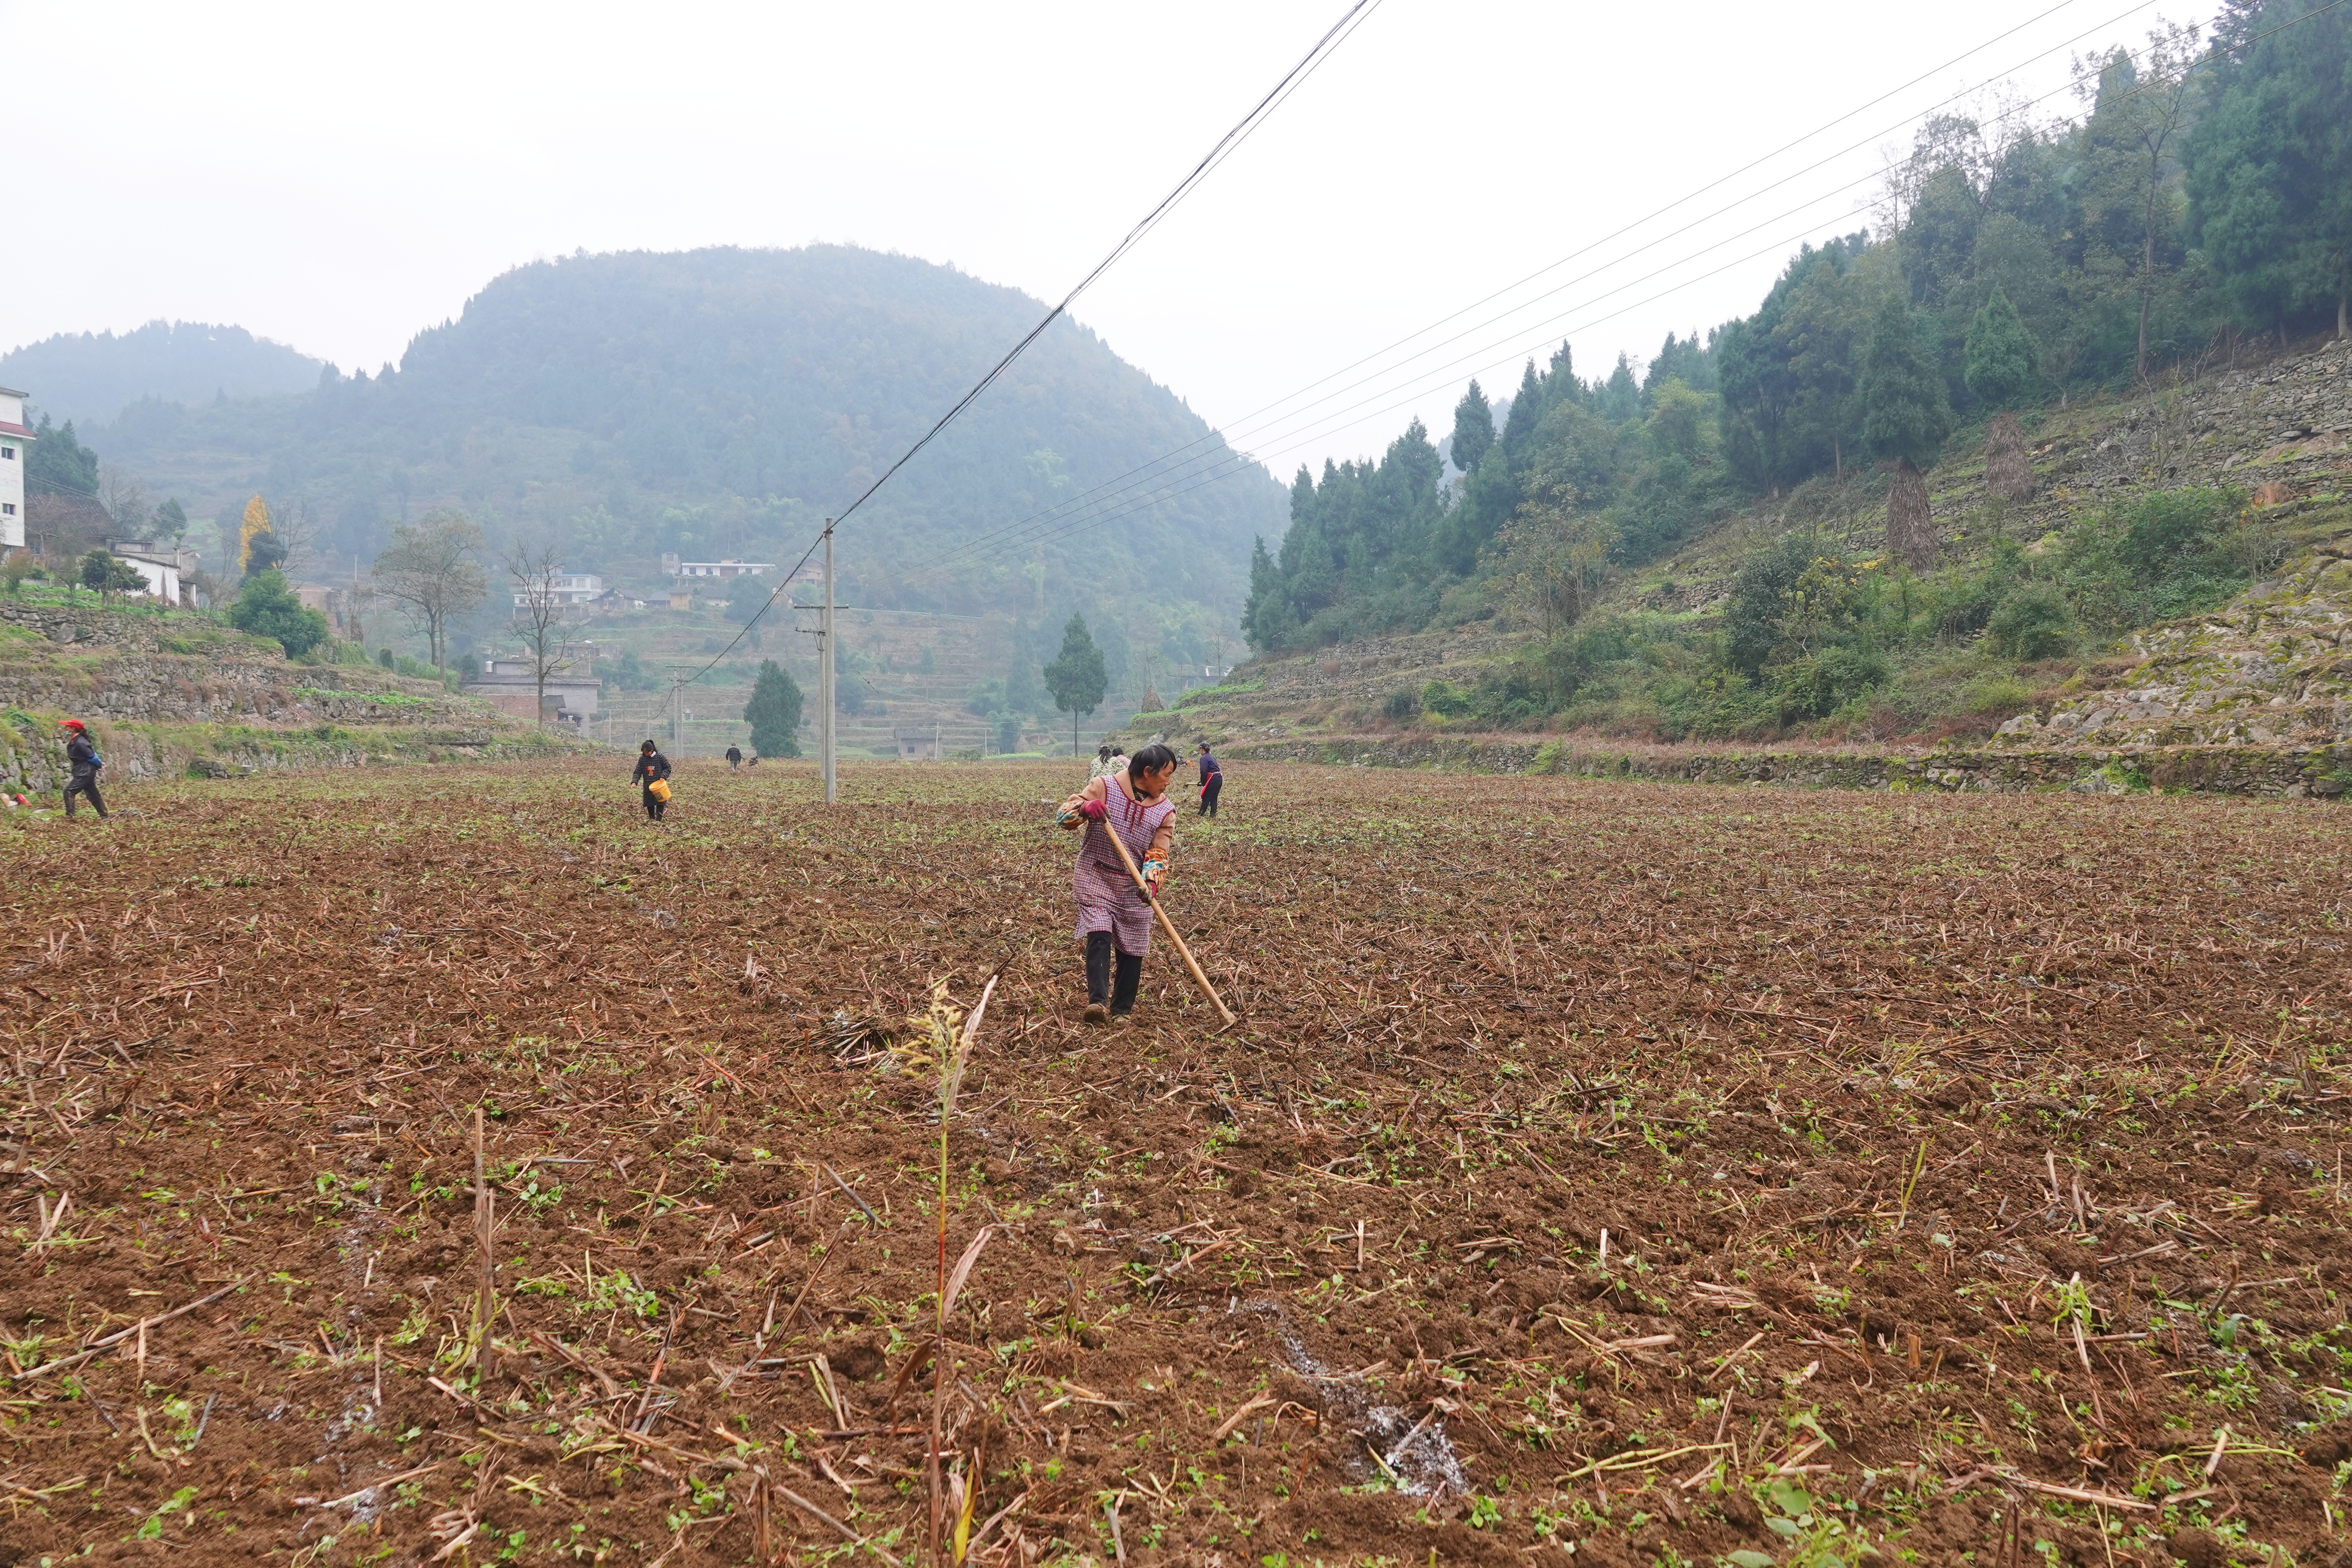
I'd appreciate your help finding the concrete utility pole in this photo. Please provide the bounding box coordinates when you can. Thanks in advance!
[669,676,683,751]
[820,520,836,805]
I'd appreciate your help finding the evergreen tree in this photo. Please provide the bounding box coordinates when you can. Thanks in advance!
[1449,381,1494,475]
[1643,331,1718,395]
[1499,360,1546,463]
[229,568,331,655]
[1597,354,1641,424]
[1858,297,1953,570]
[1859,298,1953,467]
[1041,612,1108,757]
[153,498,189,542]
[245,530,289,578]
[1241,535,1297,653]
[80,548,146,602]
[743,658,804,756]
[26,414,100,500]
[1963,285,2038,408]
[1970,278,2041,504]
[2184,0,2352,338]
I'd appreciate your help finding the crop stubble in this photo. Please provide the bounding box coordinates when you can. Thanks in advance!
[1,760,2348,1566]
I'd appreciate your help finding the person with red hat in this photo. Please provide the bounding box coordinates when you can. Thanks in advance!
[59,720,107,821]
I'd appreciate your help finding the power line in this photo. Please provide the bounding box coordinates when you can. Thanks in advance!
[913,1,2340,587]
[903,0,2169,584]
[681,0,1385,684]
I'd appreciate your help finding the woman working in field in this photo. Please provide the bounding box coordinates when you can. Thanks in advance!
[1058,741,1180,1025]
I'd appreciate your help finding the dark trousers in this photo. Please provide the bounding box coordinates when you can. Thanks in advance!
[1084,931,1143,1014]
[641,786,666,820]
[1198,776,1221,817]
[64,773,107,818]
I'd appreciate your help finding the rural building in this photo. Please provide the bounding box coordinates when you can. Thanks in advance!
[894,728,942,763]
[464,656,603,729]
[661,554,777,581]
[0,385,30,551]
[109,539,197,602]
[512,571,603,608]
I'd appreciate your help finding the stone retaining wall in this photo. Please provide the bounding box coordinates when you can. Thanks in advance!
[1223,733,2352,799]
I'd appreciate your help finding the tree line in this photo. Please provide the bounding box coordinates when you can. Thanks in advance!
[1243,0,2349,659]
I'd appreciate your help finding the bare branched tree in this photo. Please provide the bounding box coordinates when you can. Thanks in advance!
[262,496,323,581]
[97,469,150,542]
[371,509,487,672]
[502,536,578,728]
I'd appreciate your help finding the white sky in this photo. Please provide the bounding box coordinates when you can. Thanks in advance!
[4,0,2181,483]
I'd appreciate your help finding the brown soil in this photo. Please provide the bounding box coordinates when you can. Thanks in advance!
[3,760,2348,1566]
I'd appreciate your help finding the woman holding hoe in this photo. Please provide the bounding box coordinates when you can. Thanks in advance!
[1059,741,1181,1024]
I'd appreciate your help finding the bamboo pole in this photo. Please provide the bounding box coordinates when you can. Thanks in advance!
[1098,808,1237,1026]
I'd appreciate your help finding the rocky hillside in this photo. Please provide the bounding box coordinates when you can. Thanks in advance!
[0,600,567,799]
[1130,337,2352,796]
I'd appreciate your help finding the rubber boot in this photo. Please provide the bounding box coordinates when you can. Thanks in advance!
[1083,932,1112,1025]
[1110,951,1143,1017]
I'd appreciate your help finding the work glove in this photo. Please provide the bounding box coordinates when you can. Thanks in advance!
[1077,798,1108,822]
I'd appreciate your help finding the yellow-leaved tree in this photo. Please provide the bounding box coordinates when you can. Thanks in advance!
[238,496,272,574]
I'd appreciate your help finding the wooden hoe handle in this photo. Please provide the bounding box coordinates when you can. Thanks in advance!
[1101,819,1238,1026]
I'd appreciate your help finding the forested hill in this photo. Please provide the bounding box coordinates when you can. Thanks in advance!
[80,245,1285,621]
[0,322,326,428]
[1242,0,2351,666]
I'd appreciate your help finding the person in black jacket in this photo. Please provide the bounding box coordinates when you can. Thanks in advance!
[60,719,107,821]
[631,741,672,820]
[725,745,742,772]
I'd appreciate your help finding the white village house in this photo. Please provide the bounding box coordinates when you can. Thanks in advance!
[512,572,603,608]
[660,554,777,581]
[108,539,198,603]
[0,386,31,551]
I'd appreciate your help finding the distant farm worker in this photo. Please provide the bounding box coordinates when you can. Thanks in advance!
[1091,742,1115,779]
[1058,741,1180,1025]
[725,744,743,772]
[631,740,673,821]
[1195,741,1223,819]
[61,720,108,821]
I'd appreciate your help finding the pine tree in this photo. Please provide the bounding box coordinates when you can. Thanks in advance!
[2184,0,2352,338]
[1499,360,1545,463]
[239,495,273,575]
[1041,613,1108,757]
[744,659,804,756]
[1858,297,1953,570]
[1241,535,1297,653]
[1963,285,2037,410]
[1963,285,2039,506]
[1449,381,1494,477]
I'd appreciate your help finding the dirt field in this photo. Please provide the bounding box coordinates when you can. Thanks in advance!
[3,760,2349,1568]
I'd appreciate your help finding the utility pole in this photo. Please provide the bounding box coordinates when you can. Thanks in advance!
[669,676,683,751]
[820,520,836,805]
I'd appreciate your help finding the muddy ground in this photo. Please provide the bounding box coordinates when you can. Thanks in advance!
[2,760,2348,1567]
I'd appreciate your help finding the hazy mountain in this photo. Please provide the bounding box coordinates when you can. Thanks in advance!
[80,245,1284,622]
[0,321,327,427]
